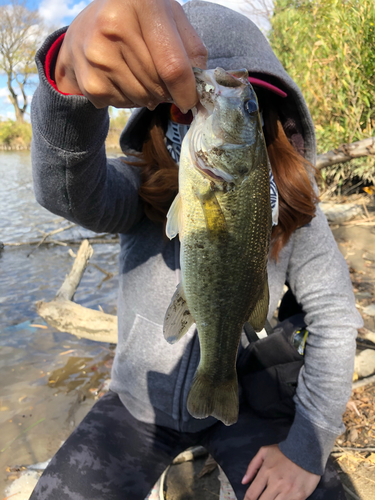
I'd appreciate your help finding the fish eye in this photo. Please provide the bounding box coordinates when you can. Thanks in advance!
[244,99,258,116]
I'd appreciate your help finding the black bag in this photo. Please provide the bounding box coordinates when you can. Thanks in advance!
[237,313,307,419]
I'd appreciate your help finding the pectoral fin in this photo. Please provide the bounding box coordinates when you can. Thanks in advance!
[247,279,269,332]
[163,282,194,344]
[194,186,227,240]
[166,193,182,240]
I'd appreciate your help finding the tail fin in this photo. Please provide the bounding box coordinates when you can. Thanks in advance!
[186,370,239,426]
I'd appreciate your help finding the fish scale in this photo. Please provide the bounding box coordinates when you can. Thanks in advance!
[164,68,272,425]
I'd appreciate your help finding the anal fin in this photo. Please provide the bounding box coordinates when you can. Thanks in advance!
[163,282,194,344]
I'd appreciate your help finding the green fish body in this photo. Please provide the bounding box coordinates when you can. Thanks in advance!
[164,68,272,426]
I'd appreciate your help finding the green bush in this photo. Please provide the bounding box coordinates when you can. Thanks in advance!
[270,0,375,187]
[0,120,32,148]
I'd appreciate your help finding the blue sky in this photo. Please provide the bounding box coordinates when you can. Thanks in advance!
[0,0,272,120]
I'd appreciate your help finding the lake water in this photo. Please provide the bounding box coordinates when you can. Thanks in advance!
[0,151,120,495]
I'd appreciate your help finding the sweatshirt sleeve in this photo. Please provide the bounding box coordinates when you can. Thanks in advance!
[31,28,143,234]
[278,206,363,475]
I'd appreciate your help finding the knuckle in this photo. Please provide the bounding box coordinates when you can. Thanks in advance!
[95,7,120,37]
[84,43,109,69]
[158,59,188,84]
[82,77,111,107]
[191,40,208,60]
[83,78,105,99]
[258,446,268,457]
[91,100,107,110]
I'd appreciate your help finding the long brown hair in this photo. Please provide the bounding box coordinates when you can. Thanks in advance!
[125,105,319,259]
[263,106,319,258]
[125,111,179,224]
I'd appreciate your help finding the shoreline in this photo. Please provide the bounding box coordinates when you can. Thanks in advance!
[0,142,122,152]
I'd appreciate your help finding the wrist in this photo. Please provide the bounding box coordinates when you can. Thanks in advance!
[278,409,338,475]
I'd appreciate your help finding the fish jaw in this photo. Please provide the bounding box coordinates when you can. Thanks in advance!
[189,68,263,185]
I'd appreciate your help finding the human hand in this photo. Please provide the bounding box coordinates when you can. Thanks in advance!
[242,444,320,500]
[55,0,207,111]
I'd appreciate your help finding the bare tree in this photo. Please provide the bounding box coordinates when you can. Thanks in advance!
[0,0,44,122]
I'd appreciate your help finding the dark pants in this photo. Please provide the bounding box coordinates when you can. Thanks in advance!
[30,391,345,500]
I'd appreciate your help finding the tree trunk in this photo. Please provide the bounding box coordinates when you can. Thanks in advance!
[7,73,24,123]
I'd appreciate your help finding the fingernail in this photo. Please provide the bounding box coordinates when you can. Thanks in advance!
[241,475,247,484]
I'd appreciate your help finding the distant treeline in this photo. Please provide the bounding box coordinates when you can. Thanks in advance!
[0,109,130,151]
[0,120,32,150]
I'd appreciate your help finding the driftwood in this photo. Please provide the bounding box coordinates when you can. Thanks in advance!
[36,239,118,344]
[37,240,375,392]
[316,136,375,169]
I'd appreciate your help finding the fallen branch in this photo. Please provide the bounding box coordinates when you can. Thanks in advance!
[28,223,76,256]
[341,484,362,500]
[332,446,375,453]
[4,237,119,248]
[316,136,375,169]
[37,301,117,343]
[36,239,118,344]
[56,240,93,301]
[352,373,375,390]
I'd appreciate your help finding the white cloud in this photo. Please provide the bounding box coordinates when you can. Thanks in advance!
[38,0,92,27]
[0,87,10,98]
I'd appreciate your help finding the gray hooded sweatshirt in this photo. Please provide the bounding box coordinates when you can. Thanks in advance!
[31,0,362,476]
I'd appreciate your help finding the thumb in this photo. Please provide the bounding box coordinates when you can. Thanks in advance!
[241,447,266,485]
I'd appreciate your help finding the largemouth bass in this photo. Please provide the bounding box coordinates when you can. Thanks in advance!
[164,67,272,426]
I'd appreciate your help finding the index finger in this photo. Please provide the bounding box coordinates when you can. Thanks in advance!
[171,0,207,71]
[140,0,207,112]
[242,448,265,484]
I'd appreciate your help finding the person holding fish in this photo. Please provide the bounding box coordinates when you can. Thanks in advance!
[30,1,362,499]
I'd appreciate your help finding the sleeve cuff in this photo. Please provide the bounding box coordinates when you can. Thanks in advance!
[278,409,338,475]
[33,28,109,153]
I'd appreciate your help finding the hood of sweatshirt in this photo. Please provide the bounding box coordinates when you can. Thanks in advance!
[120,0,316,165]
